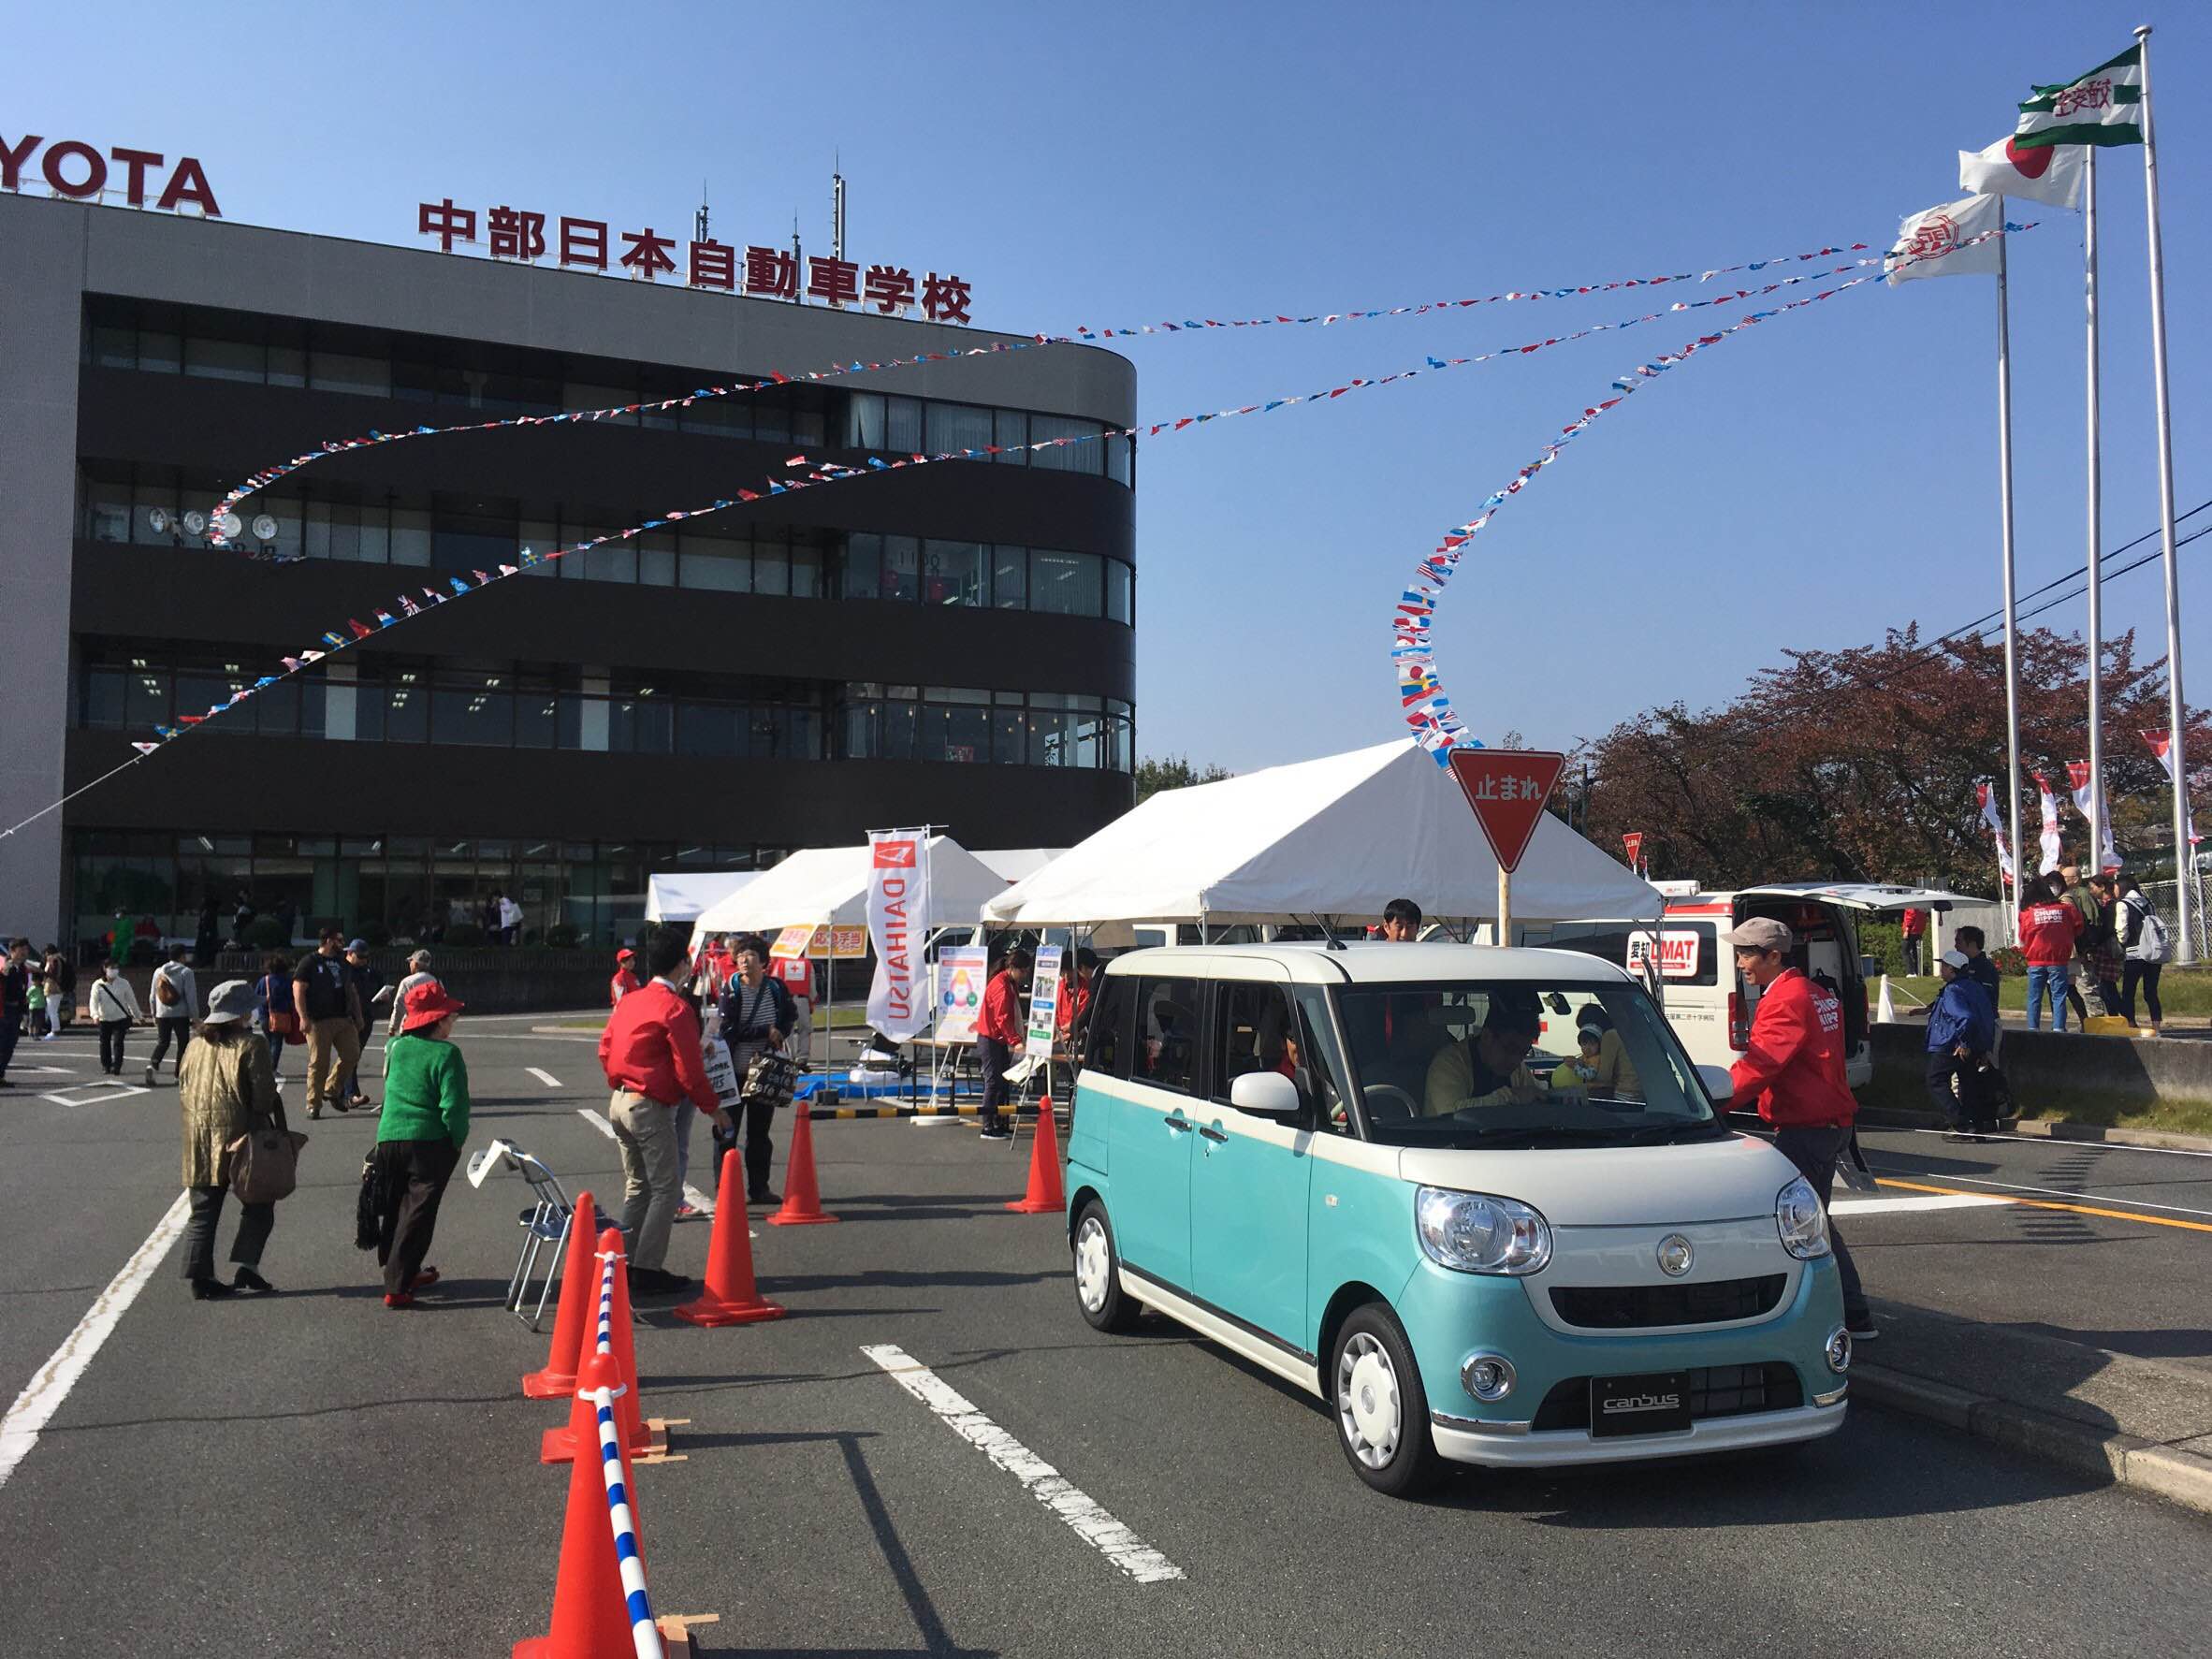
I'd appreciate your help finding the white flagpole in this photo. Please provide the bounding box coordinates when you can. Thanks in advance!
[2083,149,2107,879]
[1996,230,2025,944]
[2136,24,2196,962]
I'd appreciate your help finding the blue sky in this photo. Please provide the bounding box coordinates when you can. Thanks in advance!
[15,0,2205,772]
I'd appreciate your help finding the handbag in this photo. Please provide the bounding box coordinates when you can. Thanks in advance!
[355,1154,382,1250]
[741,1045,800,1112]
[229,1113,309,1204]
[263,975,301,1038]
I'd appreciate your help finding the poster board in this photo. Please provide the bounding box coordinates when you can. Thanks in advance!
[701,1034,742,1109]
[935,946,989,1044]
[1025,945,1065,1059]
[809,924,869,959]
[768,923,815,961]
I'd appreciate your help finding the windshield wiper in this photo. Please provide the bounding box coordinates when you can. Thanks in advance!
[1620,1119,1731,1144]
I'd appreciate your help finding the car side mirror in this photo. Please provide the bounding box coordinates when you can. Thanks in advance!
[1695,1065,1734,1104]
[1229,1070,1303,1121]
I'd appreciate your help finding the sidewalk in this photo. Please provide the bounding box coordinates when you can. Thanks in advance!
[1852,1299,2212,1515]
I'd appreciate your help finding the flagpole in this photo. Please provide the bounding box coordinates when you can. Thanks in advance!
[2082,148,2108,880]
[2136,24,2196,962]
[1996,230,2025,942]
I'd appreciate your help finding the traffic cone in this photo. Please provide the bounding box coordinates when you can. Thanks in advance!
[1006,1094,1067,1215]
[522,1191,599,1400]
[600,1230,657,1458]
[675,1151,786,1326]
[516,1349,649,1659]
[767,1099,839,1226]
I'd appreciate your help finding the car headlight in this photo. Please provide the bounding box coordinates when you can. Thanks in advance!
[1776,1175,1831,1259]
[1416,1186,1552,1276]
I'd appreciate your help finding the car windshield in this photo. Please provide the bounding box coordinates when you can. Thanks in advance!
[1334,978,1723,1148]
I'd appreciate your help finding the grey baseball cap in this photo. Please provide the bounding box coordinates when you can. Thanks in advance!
[1721,916,1795,953]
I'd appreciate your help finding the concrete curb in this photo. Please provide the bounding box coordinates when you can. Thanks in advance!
[1852,1361,2212,1516]
[1852,1103,2212,1154]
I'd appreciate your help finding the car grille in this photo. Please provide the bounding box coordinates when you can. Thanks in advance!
[1529,1363,1804,1432]
[1549,1273,1787,1330]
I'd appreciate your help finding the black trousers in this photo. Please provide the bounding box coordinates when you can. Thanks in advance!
[0,1016,18,1081]
[182,1184,274,1282]
[150,1016,193,1073]
[374,1138,459,1296]
[2121,961,2164,1026]
[715,1096,778,1196]
[977,1036,1012,1130]
[1924,1052,1964,1128]
[98,1019,129,1073]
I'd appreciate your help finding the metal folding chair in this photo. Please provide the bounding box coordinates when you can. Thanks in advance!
[468,1140,621,1331]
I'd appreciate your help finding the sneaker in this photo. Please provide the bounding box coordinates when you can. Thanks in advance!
[142,1068,158,1087]
[675,1201,700,1220]
[233,1267,276,1294]
[406,1267,440,1292]
[1845,1312,1879,1341]
[384,1291,415,1310]
[978,1125,1013,1142]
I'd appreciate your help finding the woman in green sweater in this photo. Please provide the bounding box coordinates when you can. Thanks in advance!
[373,981,471,1308]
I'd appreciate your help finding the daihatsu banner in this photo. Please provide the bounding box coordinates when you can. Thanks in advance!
[866,829,933,1041]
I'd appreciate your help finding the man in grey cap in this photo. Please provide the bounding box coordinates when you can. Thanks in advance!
[387,950,441,1040]
[1724,915,1876,1340]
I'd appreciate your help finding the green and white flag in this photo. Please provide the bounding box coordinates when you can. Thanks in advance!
[2016,42,2143,148]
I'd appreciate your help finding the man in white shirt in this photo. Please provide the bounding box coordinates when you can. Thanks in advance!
[146,943,200,1085]
[499,894,523,945]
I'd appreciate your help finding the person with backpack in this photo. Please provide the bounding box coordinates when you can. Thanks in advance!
[146,942,200,1085]
[2117,877,2171,1033]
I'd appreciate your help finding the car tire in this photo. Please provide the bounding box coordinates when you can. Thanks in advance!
[1330,1302,1443,1498]
[1071,1200,1140,1333]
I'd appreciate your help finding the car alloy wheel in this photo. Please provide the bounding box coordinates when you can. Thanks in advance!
[1074,1215,1112,1315]
[1337,1332,1402,1470]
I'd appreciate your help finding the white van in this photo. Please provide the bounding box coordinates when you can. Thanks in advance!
[1521,882,1978,1092]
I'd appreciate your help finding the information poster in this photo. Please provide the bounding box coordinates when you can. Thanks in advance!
[935,945,989,1043]
[808,924,871,959]
[1025,945,1065,1058]
[701,1034,742,1109]
[769,923,815,961]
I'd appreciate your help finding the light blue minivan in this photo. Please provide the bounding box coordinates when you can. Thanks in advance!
[1065,942,1850,1496]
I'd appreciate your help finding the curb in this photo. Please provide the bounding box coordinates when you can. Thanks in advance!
[1852,1104,2212,1154]
[1852,1361,2212,1515]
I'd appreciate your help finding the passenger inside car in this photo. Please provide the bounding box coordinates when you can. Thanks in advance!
[1422,991,1550,1114]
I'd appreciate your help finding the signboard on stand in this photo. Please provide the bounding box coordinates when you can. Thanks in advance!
[1025,946,1065,1059]
[935,945,989,1044]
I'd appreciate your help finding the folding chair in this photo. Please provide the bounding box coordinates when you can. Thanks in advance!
[468,1141,622,1331]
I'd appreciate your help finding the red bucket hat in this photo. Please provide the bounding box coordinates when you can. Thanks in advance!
[400,980,467,1033]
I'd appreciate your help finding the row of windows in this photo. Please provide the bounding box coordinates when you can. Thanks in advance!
[80,305,1134,483]
[79,475,1135,622]
[78,656,1136,772]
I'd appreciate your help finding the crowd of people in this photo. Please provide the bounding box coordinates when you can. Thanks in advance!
[2017,856,2172,1033]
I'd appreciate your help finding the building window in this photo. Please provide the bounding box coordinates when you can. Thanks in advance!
[1107,560,1133,625]
[885,396,924,454]
[680,530,750,591]
[1030,414,1104,475]
[882,536,920,603]
[1029,550,1104,617]
[994,408,1028,464]
[923,540,987,607]
[925,401,994,458]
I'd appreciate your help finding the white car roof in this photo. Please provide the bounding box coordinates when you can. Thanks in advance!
[1099,940,1636,987]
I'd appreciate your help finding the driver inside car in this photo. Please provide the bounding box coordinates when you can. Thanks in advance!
[1422,992,1549,1115]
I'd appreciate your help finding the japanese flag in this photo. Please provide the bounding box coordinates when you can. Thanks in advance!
[1885,194,2004,285]
[1959,137,2084,211]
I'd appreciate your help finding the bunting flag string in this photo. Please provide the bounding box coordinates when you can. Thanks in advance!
[1390,219,2036,763]
[198,236,1876,546]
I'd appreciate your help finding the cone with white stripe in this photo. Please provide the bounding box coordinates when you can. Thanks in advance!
[515,1347,660,1658]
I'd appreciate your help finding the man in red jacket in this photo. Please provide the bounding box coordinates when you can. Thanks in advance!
[609,947,641,1009]
[975,946,1032,1142]
[1725,917,1875,1340]
[599,927,732,1294]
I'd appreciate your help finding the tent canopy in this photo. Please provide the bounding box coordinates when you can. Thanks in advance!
[646,870,759,923]
[692,837,1011,935]
[983,739,1661,928]
[970,848,1067,884]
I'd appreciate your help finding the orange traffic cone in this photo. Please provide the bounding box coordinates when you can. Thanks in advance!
[767,1099,839,1226]
[516,1349,650,1659]
[676,1151,786,1326]
[1006,1093,1068,1214]
[543,1236,655,1462]
[522,1190,600,1400]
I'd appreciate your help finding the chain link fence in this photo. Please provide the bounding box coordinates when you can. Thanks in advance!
[2138,877,2212,961]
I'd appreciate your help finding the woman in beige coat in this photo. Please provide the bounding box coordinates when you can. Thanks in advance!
[179,979,286,1301]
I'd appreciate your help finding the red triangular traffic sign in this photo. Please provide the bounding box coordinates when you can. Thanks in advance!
[1446,749,1566,875]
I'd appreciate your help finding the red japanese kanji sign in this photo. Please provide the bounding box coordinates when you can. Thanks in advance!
[1446,749,1566,875]
[1623,832,1644,868]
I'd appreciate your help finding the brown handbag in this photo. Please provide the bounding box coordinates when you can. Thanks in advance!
[229,1114,309,1203]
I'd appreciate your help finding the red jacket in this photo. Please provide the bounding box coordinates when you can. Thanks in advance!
[610,967,640,1007]
[599,980,720,1115]
[1899,908,1928,939]
[1728,968,1857,1129]
[2017,899,2084,967]
[979,970,1025,1045]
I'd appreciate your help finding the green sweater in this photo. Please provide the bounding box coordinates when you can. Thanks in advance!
[376,1034,471,1146]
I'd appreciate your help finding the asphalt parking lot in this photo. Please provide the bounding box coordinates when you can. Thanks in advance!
[2,1013,2207,1656]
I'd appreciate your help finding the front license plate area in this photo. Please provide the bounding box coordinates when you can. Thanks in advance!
[1590,1371,1693,1437]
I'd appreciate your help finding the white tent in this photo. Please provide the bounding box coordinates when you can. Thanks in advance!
[982,738,1661,928]
[646,870,759,923]
[691,837,1012,935]
[971,848,1068,884]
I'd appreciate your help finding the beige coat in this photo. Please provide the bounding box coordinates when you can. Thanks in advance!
[180,1031,284,1189]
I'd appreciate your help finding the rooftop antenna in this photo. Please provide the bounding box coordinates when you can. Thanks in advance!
[694,179,709,245]
[791,211,803,303]
[832,153,847,259]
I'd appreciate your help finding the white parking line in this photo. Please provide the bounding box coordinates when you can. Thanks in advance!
[527,1067,563,1088]
[41,1083,150,1110]
[574,1107,729,1227]
[1829,1192,2011,1216]
[0,1192,191,1492]
[1864,1164,2212,1220]
[862,1342,1185,1584]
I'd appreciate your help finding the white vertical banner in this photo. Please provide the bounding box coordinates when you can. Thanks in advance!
[2066,761,2121,870]
[2142,729,2199,846]
[1976,783,2016,885]
[2031,771,2064,874]
[865,828,933,1041]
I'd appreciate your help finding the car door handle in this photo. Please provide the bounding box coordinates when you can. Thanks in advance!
[1165,1115,1193,1133]
[1198,1122,1229,1143]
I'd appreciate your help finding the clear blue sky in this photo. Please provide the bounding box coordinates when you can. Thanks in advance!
[16,0,2205,772]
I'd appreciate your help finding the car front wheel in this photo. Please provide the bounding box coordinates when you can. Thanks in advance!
[1071,1200,1139,1332]
[1330,1303,1442,1497]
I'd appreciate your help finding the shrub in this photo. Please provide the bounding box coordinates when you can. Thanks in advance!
[444,922,488,946]
[246,915,290,950]
[1857,919,1906,975]
[546,923,581,949]
[1991,945,2028,977]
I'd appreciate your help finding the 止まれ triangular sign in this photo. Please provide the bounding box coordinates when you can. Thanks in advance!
[1446,749,1566,875]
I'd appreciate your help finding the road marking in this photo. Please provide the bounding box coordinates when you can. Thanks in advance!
[862,1342,1185,1584]
[1880,1125,2212,1161]
[574,1108,730,1228]
[40,1083,150,1109]
[1874,1176,2212,1235]
[0,1192,192,1492]
[1830,1192,2010,1216]
[527,1067,563,1088]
